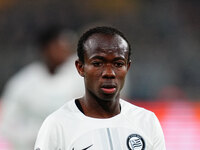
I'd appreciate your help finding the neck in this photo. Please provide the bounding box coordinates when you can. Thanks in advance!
[48,66,56,74]
[46,63,60,74]
[79,94,121,118]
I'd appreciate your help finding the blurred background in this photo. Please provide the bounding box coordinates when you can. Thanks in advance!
[0,0,199,149]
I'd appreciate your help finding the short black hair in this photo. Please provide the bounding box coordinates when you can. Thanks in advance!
[37,25,64,49]
[77,26,131,63]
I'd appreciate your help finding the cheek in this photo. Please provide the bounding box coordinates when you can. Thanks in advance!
[84,69,101,92]
[84,66,101,81]
[116,69,128,82]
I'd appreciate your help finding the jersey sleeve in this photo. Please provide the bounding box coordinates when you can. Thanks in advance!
[34,116,59,150]
[152,113,166,150]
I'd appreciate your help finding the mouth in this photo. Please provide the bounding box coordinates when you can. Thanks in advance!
[100,83,117,94]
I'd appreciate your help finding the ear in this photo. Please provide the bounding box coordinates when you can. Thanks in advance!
[127,60,131,71]
[75,60,85,77]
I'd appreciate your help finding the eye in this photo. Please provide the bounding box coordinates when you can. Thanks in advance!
[114,61,125,68]
[92,61,103,67]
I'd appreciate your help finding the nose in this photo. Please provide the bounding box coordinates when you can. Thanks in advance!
[102,64,116,79]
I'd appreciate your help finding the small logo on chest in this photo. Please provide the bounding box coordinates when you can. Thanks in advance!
[127,134,145,150]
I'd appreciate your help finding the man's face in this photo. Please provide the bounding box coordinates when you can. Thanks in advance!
[43,35,70,68]
[78,33,130,101]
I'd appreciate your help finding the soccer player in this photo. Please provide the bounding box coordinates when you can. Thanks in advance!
[35,26,166,150]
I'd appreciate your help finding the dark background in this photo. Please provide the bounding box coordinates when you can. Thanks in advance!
[0,0,199,100]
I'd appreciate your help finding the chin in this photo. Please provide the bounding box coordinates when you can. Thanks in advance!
[98,93,119,102]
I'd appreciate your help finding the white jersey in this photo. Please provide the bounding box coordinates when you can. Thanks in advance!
[0,54,84,150]
[35,99,166,150]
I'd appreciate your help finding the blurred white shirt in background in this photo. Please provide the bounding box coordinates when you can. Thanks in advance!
[0,54,84,150]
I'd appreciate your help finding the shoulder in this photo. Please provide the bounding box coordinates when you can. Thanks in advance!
[58,54,77,71]
[120,99,158,123]
[121,99,155,115]
[42,99,78,124]
[5,62,44,86]
[1,62,44,98]
[120,99,164,139]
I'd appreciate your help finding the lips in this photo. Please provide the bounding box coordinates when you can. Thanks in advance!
[100,83,117,94]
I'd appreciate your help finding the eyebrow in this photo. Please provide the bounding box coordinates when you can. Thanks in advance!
[89,55,126,61]
[113,57,126,61]
[89,55,105,60]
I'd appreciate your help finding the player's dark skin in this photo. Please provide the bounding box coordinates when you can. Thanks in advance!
[42,36,71,74]
[76,33,131,118]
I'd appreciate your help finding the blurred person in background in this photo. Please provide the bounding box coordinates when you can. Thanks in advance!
[0,25,84,150]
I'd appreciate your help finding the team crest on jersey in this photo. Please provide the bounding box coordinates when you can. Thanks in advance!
[127,134,145,150]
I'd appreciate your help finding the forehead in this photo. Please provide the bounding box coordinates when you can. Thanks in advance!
[84,33,129,58]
